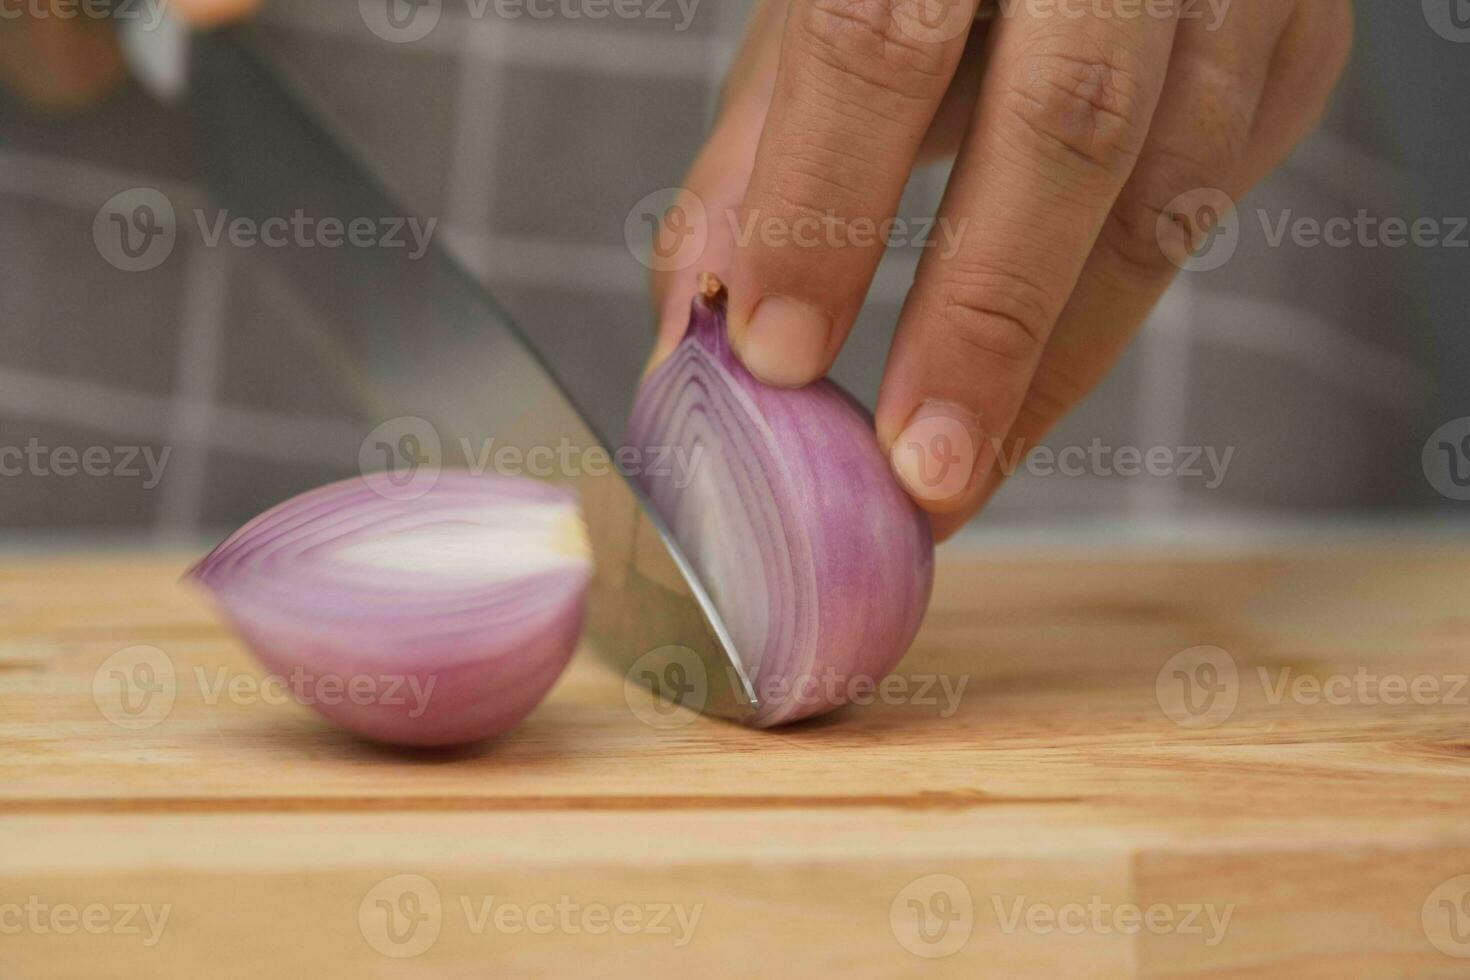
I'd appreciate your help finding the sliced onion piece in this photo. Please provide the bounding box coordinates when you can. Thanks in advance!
[626,275,935,727]
[189,473,591,746]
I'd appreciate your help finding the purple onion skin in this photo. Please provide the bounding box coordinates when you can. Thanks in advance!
[189,474,589,747]
[626,283,935,727]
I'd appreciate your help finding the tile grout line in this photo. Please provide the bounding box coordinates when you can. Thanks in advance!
[1128,282,1193,523]
[445,22,508,252]
[155,244,231,542]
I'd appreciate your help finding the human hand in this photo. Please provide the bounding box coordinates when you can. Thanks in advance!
[648,0,1353,538]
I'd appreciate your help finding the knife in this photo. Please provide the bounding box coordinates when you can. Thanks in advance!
[172,27,758,722]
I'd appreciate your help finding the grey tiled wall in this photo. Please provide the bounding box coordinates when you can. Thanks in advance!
[0,0,1459,538]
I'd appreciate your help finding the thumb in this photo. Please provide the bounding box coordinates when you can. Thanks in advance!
[645,0,785,376]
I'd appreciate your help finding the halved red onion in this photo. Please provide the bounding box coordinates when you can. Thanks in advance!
[189,473,591,746]
[626,275,935,727]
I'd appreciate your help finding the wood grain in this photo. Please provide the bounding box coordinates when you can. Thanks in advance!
[2,543,1469,978]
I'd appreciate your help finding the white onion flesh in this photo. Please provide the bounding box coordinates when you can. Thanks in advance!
[189,473,590,746]
[625,275,935,727]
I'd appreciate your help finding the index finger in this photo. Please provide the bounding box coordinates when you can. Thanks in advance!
[725,0,983,387]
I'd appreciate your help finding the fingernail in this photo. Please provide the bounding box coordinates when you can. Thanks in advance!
[889,401,984,505]
[735,295,831,387]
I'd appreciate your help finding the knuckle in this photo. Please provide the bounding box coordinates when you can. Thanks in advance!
[1103,143,1234,279]
[999,37,1151,174]
[795,0,956,100]
[934,264,1056,364]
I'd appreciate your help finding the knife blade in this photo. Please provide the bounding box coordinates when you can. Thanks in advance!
[184,28,757,722]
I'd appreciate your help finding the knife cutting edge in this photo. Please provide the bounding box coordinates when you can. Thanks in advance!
[179,27,758,721]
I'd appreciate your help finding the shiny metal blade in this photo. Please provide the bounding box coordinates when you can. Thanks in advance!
[186,29,756,721]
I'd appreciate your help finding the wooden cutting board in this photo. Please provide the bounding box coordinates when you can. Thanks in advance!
[3,541,1470,978]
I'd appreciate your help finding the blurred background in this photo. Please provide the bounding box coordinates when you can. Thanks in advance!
[1,0,1466,544]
